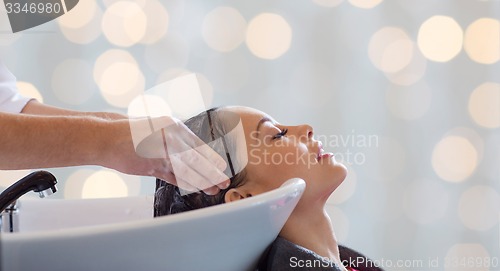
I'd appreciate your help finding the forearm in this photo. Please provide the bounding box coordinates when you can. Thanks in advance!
[21,100,127,120]
[0,112,113,170]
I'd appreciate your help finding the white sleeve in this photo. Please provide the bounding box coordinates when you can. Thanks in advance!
[0,62,32,113]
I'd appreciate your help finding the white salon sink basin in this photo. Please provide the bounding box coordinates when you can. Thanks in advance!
[15,195,155,232]
[0,178,305,271]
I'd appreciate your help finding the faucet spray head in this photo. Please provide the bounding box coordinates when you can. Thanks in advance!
[38,186,57,198]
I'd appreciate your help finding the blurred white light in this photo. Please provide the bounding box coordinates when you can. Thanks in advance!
[100,62,141,96]
[459,185,500,231]
[468,82,500,129]
[368,27,414,73]
[202,7,246,52]
[102,0,167,44]
[99,62,145,108]
[82,170,129,199]
[16,81,43,103]
[312,0,344,7]
[94,49,137,83]
[57,0,97,29]
[139,0,169,44]
[418,16,463,62]
[324,205,349,243]
[385,81,432,120]
[52,59,95,105]
[246,13,292,60]
[403,179,449,224]
[382,39,414,73]
[348,0,383,9]
[432,136,478,182]
[101,1,147,47]
[328,165,356,204]
[60,14,102,44]
[464,18,500,64]
[385,46,427,86]
[447,126,485,163]
[64,169,96,199]
[94,50,144,108]
[58,0,102,45]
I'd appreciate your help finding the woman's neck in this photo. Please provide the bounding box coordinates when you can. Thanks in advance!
[279,204,346,270]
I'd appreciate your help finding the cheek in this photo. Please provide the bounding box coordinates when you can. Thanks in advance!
[245,144,319,188]
[245,151,299,188]
[250,144,311,169]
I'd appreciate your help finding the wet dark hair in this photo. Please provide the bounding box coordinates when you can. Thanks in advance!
[154,107,248,217]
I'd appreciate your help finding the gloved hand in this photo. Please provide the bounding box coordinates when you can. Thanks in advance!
[128,116,230,195]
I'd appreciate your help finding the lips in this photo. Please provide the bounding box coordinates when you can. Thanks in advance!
[316,142,324,160]
[316,141,333,161]
[318,152,334,160]
[317,148,323,160]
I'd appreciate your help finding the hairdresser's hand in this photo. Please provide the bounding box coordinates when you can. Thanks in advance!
[127,116,230,195]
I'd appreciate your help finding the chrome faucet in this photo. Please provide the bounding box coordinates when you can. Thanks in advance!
[2,201,19,232]
[0,170,57,233]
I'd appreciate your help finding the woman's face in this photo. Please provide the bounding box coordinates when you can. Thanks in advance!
[224,106,347,204]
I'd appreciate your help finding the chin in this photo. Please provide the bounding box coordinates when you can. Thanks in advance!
[325,163,348,192]
[303,165,347,202]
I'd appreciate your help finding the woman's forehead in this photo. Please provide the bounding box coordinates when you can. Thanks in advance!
[225,106,273,125]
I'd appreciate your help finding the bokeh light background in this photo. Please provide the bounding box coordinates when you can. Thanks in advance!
[1,0,499,269]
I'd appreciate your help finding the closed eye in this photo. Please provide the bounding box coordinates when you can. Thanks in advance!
[272,128,288,140]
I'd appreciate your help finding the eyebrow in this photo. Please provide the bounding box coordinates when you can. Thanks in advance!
[256,117,272,138]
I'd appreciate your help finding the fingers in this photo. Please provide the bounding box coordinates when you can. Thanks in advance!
[187,144,230,188]
[148,138,231,194]
[158,171,177,186]
[169,122,228,172]
[157,176,222,196]
[156,168,200,194]
[201,186,219,196]
[156,158,230,195]
[218,179,230,189]
[139,116,234,194]
[163,123,232,192]
[169,152,229,193]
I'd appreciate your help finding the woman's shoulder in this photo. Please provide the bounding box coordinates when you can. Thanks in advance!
[257,236,343,271]
[338,245,384,271]
[256,237,384,271]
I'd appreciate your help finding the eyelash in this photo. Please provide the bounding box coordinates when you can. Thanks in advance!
[272,128,288,140]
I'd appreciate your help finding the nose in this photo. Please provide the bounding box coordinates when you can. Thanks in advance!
[296,124,313,141]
